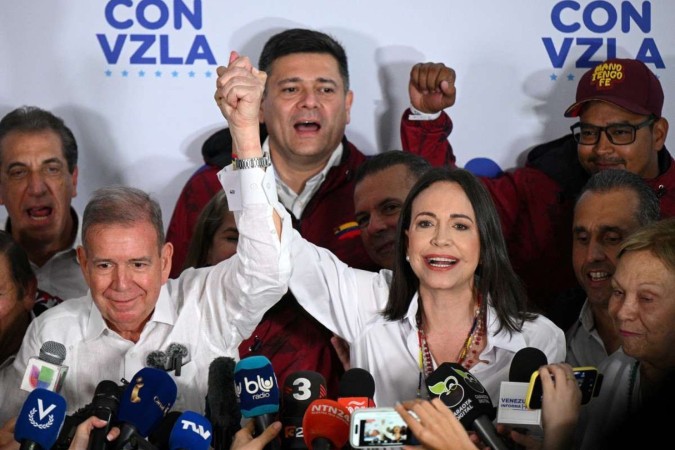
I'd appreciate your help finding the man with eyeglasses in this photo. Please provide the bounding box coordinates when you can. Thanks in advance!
[400,58,671,328]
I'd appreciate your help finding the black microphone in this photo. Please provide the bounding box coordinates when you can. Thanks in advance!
[426,362,508,450]
[280,371,327,449]
[148,411,182,450]
[87,380,121,450]
[205,357,240,450]
[166,344,189,377]
[509,348,548,383]
[497,347,548,435]
[336,368,375,413]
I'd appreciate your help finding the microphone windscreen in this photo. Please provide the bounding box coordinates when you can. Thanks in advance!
[147,350,169,370]
[234,355,280,419]
[14,388,67,449]
[426,362,495,427]
[206,356,239,426]
[169,411,213,450]
[39,341,67,365]
[337,368,375,398]
[167,343,189,358]
[118,367,178,437]
[282,371,327,417]
[509,348,548,383]
[149,410,182,450]
[301,399,350,450]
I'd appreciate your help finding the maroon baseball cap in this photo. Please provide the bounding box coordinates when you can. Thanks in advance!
[564,58,663,118]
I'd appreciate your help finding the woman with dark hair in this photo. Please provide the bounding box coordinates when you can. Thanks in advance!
[0,230,37,368]
[289,167,565,406]
[182,190,238,271]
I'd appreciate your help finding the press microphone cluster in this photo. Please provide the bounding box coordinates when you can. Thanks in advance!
[50,367,199,450]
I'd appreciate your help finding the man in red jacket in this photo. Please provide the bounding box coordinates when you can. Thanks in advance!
[171,29,444,397]
[400,58,671,328]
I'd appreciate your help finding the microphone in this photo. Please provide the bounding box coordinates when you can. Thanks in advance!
[205,357,241,450]
[426,362,508,450]
[146,351,170,371]
[148,411,182,450]
[166,344,189,377]
[280,371,327,449]
[168,411,213,450]
[234,355,280,450]
[111,367,177,450]
[14,388,67,450]
[336,368,375,413]
[301,399,350,450]
[497,348,547,433]
[87,380,122,450]
[20,341,69,393]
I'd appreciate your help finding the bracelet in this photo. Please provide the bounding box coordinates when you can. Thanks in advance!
[233,152,271,170]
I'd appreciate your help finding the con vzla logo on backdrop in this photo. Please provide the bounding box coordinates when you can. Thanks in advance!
[543,0,664,69]
[96,0,218,77]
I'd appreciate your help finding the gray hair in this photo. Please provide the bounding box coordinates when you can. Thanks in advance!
[82,186,164,249]
[577,169,660,226]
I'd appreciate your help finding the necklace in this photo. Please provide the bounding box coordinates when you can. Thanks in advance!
[416,296,484,398]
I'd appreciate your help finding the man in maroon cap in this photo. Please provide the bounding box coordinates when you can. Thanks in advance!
[399,58,671,328]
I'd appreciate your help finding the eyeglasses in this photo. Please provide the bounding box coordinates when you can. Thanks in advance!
[570,116,657,145]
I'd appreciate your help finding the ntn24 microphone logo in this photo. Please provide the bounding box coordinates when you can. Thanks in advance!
[308,403,350,425]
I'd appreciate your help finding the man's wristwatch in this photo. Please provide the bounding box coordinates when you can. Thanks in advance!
[233,152,272,170]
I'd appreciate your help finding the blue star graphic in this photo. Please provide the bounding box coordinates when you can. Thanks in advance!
[172,71,179,77]
[205,71,212,78]
[550,73,558,81]
[105,70,112,77]
[189,71,195,78]
[139,70,146,77]
[122,70,129,77]
[567,73,575,81]
[155,70,162,77]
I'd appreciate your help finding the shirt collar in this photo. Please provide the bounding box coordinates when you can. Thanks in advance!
[265,138,344,219]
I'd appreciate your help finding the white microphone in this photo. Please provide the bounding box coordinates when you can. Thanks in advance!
[496,347,546,434]
[20,341,69,393]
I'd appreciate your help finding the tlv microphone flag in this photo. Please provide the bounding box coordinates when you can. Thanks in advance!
[281,371,327,449]
[14,388,67,450]
[427,362,508,450]
[117,367,178,437]
[234,355,280,419]
[169,411,213,450]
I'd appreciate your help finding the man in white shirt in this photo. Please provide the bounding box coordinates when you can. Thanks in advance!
[0,65,290,417]
[566,169,659,367]
[0,106,88,301]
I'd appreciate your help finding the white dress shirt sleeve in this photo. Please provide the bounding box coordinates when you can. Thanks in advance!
[287,230,392,344]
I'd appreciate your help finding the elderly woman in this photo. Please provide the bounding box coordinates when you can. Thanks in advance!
[577,217,675,449]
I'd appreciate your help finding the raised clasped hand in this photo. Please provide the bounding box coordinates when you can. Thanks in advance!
[214,51,267,131]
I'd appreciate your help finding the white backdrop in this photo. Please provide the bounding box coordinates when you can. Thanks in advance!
[1,0,673,228]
